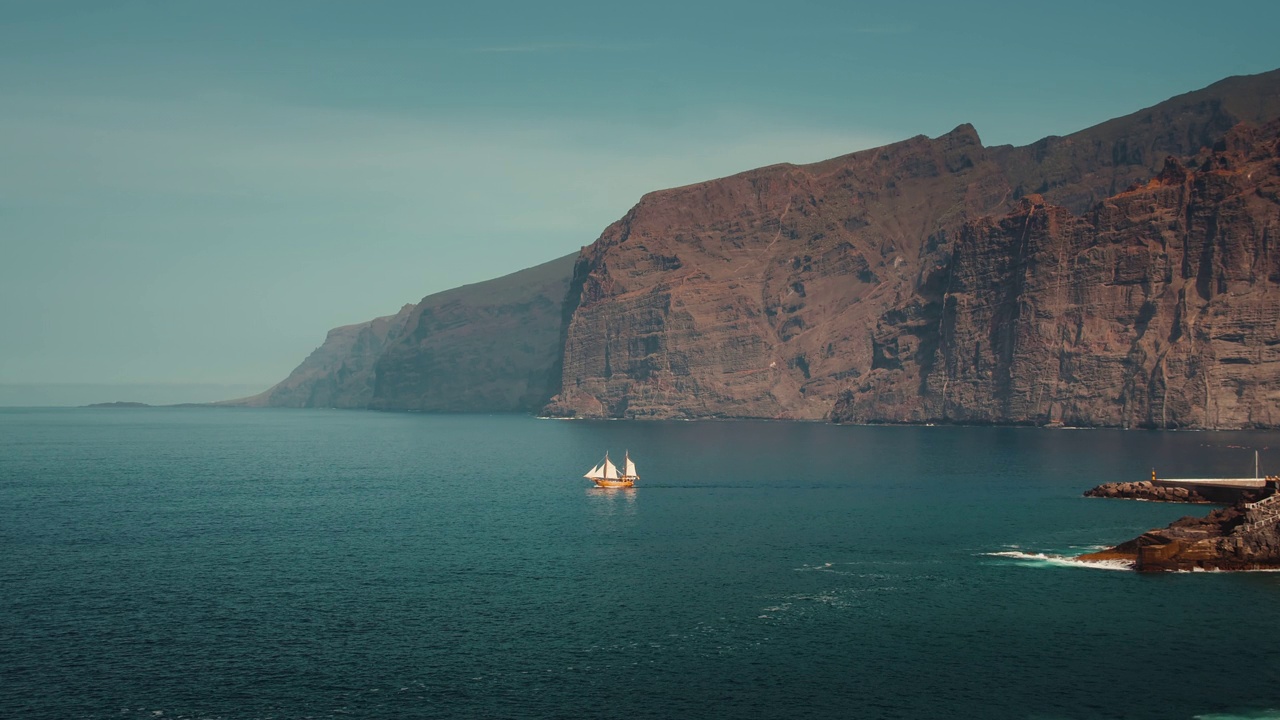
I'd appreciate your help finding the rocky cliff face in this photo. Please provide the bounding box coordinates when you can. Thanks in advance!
[992,69,1280,214]
[545,124,1010,419]
[231,304,416,408]
[833,122,1280,428]
[236,253,576,412]
[245,70,1280,425]
[547,70,1280,423]
[368,253,577,412]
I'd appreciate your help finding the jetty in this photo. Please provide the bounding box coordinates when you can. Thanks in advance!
[1151,451,1277,501]
[1086,451,1278,504]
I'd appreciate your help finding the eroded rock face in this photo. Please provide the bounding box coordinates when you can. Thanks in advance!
[230,304,416,408]
[833,122,1280,428]
[992,68,1280,214]
[1083,498,1280,572]
[546,124,1010,419]
[548,70,1280,423]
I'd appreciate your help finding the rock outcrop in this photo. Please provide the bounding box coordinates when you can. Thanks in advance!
[1079,494,1280,572]
[547,69,1280,423]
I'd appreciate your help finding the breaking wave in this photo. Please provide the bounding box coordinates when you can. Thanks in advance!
[981,550,1134,571]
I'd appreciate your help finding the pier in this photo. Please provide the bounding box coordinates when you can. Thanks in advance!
[1150,450,1278,502]
[1151,476,1270,490]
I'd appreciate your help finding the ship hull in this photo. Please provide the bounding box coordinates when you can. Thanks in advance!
[592,478,635,488]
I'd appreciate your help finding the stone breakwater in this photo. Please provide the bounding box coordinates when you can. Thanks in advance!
[1084,481,1212,503]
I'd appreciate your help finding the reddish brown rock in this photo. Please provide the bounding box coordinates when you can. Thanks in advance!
[1080,495,1280,572]
[833,121,1280,428]
[548,69,1280,423]
[243,70,1280,423]
[545,124,1010,419]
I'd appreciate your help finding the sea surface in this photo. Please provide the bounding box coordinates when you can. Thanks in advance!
[3,408,1280,720]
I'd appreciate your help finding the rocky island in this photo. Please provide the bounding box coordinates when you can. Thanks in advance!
[84,401,153,408]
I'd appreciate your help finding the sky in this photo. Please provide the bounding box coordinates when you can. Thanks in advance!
[2,0,1278,403]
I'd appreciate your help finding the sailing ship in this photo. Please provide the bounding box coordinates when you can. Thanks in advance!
[584,451,639,488]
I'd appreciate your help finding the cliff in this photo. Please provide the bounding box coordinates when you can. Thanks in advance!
[832,121,1280,428]
[369,253,576,412]
[230,303,416,408]
[992,69,1280,214]
[546,69,1280,423]
[544,124,1010,419]
[245,70,1280,425]
[235,254,576,411]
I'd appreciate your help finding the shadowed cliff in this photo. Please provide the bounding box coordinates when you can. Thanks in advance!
[227,304,416,408]
[369,253,577,412]
[233,253,576,411]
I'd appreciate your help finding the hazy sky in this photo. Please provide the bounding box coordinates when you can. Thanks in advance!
[3,0,1278,397]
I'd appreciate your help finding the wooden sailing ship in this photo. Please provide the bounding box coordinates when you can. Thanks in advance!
[584,451,639,488]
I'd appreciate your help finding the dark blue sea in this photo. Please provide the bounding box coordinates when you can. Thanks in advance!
[3,408,1280,720]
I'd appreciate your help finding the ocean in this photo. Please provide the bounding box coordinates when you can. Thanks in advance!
[3,407,1279,720]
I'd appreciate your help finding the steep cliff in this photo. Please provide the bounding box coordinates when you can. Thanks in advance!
[833,121,1280,428]
[244,70,1280,423]
[368,253,576,412]
[236,253,576,411]
[230,304,416,408]
[544,125,1010,419]
[546,69,1280,422]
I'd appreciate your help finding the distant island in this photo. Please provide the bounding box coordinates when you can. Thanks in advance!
[85,401,153,408]
[227,69,1280,429]
[84,401,215,409]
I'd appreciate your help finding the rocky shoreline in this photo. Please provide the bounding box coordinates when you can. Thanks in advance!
[1078,491,1280,572]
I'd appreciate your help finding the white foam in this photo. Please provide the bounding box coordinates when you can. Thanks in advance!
[982,550,1134,571]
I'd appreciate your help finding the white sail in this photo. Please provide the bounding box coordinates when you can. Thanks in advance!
[584,463,604,479]
[624,453,638,479]
[604,458,620,480]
